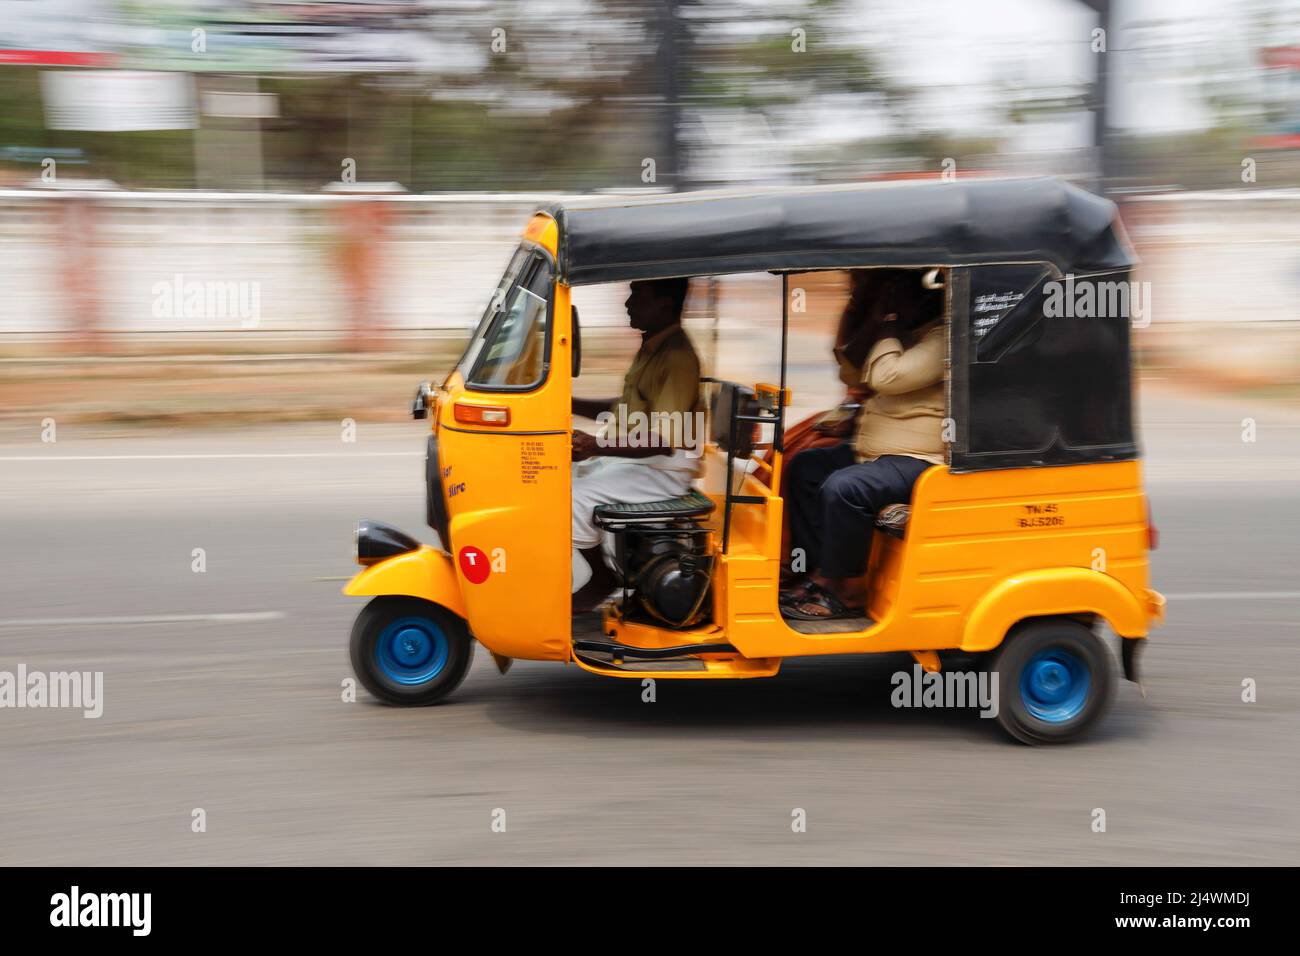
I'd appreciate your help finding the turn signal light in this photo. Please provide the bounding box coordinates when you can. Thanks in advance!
[454,403,511,427]
[522,213,559,256]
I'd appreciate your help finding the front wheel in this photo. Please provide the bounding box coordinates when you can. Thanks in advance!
[350,597,474,706]
[991,618,1114,745]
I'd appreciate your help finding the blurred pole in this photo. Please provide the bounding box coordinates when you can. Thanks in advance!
[707,276,720,378]
[1081,0,1114,194]
[660,0,685,191]
[344,200,387,352]
[55,197,104,354]
[328,191,396,352]
[193,75,267,190]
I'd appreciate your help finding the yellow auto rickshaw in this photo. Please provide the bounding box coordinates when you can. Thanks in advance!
[345,177,1165,744]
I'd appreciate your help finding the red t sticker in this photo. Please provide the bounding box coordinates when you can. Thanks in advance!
[458,546,491,584]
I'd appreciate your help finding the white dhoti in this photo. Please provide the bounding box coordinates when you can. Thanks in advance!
[570,454,697,592]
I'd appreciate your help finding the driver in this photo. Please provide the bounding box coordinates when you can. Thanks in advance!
[570,277,702,611]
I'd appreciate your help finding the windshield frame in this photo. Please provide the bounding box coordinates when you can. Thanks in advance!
[460,245,555,394]
[453,246,530,381]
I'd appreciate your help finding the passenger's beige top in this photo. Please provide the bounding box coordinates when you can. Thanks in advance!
[854,321,946,466]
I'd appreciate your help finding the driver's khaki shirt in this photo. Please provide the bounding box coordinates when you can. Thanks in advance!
[600,323,702,470]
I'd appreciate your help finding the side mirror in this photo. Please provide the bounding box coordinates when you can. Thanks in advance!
[571,305,582,378]
[411,380,433,420]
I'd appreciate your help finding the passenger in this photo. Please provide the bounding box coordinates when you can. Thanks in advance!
[774,269,898,571]
[831,269,907,391]
[781,274,944,620]
[570,277,702,611]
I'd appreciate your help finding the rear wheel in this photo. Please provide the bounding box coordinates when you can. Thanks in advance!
[991,618,1113,745]
[350,597,473,706]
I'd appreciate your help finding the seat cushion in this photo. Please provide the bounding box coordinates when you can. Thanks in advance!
[594,489,715,522]
[875,503,910,539]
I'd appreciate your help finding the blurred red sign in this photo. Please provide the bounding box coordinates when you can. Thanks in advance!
[1262,47,1300,70]
[0,50,114,66]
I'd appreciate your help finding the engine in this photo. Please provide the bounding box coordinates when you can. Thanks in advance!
[616,525,713,629]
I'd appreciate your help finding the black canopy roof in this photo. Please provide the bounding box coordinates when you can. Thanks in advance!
[542,177,1135,286]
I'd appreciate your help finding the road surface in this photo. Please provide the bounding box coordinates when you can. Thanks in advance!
[1,382,1298,865]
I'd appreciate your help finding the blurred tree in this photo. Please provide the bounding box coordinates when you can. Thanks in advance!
[393,0,908,190]
[677,0,907,185]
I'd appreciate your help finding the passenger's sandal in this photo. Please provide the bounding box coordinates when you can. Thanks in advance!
[782,583,865,621]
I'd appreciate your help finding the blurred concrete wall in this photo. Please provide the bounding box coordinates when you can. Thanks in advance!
[1127,191,1300,325]
[0,188,1295,353]
[1127,191,1300,383]
[0,190,628,339]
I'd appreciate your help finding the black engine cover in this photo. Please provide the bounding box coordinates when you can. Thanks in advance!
[635,548,711,628]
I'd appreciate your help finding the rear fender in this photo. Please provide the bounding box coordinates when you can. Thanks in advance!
[961,567,1150,653]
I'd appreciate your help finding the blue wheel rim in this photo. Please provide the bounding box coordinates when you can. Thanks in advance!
[1019,647,1091,723]
[374,616,449,686]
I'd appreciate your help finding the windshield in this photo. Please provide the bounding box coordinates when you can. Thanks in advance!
[456,247,530,379]
[463,251,553,390]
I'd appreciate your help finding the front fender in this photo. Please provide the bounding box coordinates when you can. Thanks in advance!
[961,567,1150,653]
[343,545,466,619]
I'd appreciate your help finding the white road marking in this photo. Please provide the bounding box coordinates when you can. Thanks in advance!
[0,452,421,461]
[1163,590,1300,601]
[0,611,285,627]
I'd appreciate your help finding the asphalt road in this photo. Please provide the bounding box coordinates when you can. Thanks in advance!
[1,382,1298,866]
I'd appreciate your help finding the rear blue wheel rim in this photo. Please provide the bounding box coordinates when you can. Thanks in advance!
[375,616,449,686]
[1019,647,1091,723]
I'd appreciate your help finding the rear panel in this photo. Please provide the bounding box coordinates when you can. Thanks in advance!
[949,266,1139,472]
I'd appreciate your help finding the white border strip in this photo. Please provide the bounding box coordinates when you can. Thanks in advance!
[0,452,422,461]
[0,611,285,627]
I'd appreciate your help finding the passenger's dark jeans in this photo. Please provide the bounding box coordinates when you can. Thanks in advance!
[785,445,931,578]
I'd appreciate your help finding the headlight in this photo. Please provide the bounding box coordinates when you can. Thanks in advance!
[355,520,421,566]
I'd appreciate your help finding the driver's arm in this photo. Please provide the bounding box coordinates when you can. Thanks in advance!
[572,396,617,420]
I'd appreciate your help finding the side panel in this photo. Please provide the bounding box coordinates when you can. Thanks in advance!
[884,460,1154,649]
[436,282,573,661]
[716,459,1154,659]
[697,445,785,646]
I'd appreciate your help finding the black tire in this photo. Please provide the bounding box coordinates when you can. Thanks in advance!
[349,597,474,706]
[991,618,1114,745]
